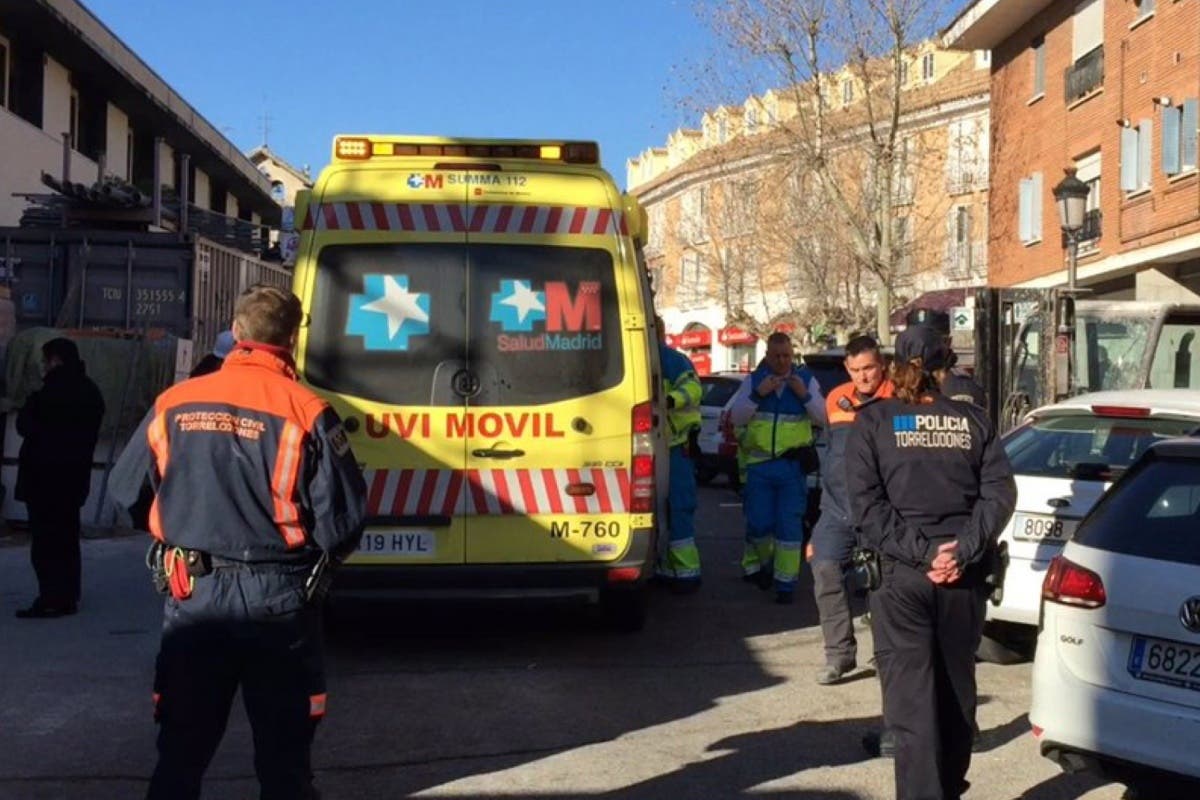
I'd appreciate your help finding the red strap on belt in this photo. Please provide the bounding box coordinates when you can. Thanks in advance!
[165,549,194,600]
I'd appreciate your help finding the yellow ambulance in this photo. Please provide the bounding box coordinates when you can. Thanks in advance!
[290,136,665,629]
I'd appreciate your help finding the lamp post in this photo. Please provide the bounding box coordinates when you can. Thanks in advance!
[1050,167,1090,400]
[1053,167,1090,290]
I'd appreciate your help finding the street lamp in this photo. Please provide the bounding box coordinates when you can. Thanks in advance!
[1053,167,1090,290]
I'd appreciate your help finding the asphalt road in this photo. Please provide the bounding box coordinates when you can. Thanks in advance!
[0,483,1126,800]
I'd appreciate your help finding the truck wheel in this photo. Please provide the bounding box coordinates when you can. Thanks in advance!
[600,587,648,632]
[976,621,1034,664]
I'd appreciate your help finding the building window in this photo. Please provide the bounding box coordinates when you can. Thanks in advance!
[947,117,988,194]
[899,59,908,86]
[680,252,706,307]
[717,118,727,143]
[946,206,973,276]
[1018,172,1044,244]
[1121,119,1153,193]
[1074,151,1103,247]
[1135,0,1155,20]
[921,52,935,82]
[745,107,758,134]
[1031,36,1045,97]
[69,87,80,150]
[1161,99,1198,176]
[0,34,9,109]
[1072,0,1104,61]
[841,79,854,106]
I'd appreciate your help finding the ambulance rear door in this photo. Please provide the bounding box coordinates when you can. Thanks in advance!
[299,166,471,566]
[462,170,636,565]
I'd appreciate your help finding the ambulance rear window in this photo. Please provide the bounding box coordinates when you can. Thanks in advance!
[304,243,623,406]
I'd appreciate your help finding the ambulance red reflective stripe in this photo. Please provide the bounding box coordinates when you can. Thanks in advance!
[361,469,629,515]
[270,421,306,548]
[301,202,626,236]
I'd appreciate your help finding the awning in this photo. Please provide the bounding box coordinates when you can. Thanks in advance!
[689,351,712,376]
[889,289,976,330]
[675,330,712,348]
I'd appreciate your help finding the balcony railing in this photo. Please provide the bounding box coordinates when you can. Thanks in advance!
[944,241,987,280]
[1065,47,1104,104]
[1061,209,1102,249]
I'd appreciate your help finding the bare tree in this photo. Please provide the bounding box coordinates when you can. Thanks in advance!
[695,0,951,344]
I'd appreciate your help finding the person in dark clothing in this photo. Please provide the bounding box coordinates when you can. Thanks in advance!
[15,337,105,618]
[109,285,366,800]
[187,330,235,378]
[846,325,1016,800]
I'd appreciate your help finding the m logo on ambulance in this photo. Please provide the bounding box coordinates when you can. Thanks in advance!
[490,279,603,352]
[406,173,444,190]
[346,274,430,351]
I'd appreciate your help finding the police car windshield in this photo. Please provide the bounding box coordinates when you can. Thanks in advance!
[1003,413,1199,479]
[304,243,623,406]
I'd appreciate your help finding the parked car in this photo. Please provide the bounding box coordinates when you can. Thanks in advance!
[1030,435,1200,798]
[980,390,1200,663]
[695,372,746,485]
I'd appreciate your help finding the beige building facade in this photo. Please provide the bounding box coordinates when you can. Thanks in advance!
[627,45,991,373]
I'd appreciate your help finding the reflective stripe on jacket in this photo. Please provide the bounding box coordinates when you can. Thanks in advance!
[743,363,814,465]
[109,345,367,564]
[659,343,702,447]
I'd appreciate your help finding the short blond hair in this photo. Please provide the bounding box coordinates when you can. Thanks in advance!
[233,284,304,347]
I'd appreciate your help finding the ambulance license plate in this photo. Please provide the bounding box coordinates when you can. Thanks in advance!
[357,530,435,557]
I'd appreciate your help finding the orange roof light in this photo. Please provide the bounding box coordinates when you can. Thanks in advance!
[334,137,372,160]
[329,137,600,164]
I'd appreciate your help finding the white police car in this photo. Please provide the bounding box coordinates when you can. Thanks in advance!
[980,390,1200,663]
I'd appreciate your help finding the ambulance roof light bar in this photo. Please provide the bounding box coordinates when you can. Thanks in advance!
[333,136,600,165]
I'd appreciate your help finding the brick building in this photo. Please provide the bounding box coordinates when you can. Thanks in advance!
[945,0,1200,301]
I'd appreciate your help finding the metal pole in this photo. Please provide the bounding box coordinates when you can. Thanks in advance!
[78,237,89,328]
[179,153,190,241]
[62,132,71,184]
[1067,234,1079,291]
[152,137,163,229]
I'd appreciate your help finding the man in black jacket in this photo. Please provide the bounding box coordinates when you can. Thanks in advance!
[15,337,105,618]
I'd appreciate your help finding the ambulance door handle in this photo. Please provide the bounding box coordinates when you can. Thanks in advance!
[472,447,525,460]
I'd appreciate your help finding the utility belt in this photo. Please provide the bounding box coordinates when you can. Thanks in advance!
[145,542,332,604]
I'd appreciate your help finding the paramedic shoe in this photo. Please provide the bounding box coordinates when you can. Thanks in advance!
[816,660,857,685]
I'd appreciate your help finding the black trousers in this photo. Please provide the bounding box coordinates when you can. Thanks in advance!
[147,569,325,800]
[27,500,83,608]
[870,559,987,800]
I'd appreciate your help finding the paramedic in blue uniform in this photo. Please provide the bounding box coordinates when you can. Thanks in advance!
[656,318,704,591]
[845,325,1015,800]
[109,285,366,800]
[728,331,825,603]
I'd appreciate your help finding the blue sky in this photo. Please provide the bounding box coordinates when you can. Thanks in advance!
[83,0,719,189]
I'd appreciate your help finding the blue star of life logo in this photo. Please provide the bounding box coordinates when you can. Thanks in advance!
[346,274,430,351]
[407,174,424,189]
[489,279,546,332]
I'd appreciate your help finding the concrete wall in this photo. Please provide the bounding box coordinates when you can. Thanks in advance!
[104,102,129,180]
[0,106,97,225]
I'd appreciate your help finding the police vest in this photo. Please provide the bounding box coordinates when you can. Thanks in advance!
[743,366,814,465]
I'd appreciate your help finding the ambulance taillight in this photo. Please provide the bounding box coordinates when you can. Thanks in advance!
[631,401,655,513]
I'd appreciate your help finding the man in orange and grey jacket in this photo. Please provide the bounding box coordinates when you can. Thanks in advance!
[811,335,893,685]
[109,284,366,800]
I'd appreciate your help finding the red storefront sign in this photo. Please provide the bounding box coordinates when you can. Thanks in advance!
[689,351,712,375]
[718,326,757,345]
[675,330,712,348]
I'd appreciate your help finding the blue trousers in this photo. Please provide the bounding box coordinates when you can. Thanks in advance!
[661,444,700,580]
[743,458,806,591]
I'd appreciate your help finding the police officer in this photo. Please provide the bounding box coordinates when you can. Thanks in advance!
[109,285,367,800]
[811,335,893,683]
[728,332,826,603]
[845,325,1015,800]
[657,318,703,592]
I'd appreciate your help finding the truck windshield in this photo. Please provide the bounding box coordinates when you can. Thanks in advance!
[1073,312,1154,392]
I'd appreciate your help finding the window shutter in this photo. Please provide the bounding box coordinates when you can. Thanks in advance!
[1072,0,1104,61]
[1183,99,1199,170]
[1018,178,1032,242]
[1033,39,1046,96]
[1121,126,1139,190]
[1163,106,1181,175]
[1031,172,1044,240]
[1138,119,1153,189]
